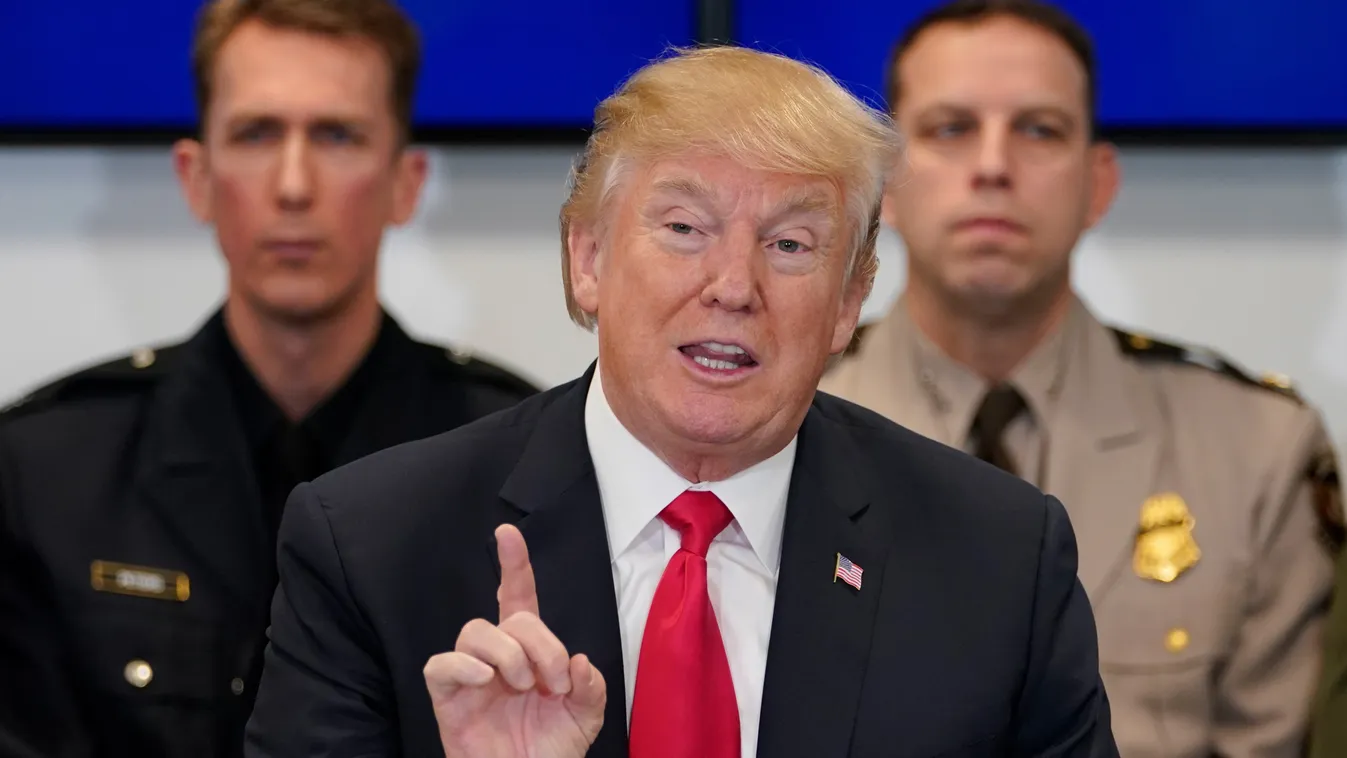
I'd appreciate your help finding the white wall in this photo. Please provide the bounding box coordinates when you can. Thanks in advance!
[1,145,1345,452]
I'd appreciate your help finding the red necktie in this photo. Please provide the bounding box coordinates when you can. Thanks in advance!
[629,490,740,758]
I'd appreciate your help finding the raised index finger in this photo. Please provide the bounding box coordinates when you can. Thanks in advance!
[495,523,540,620]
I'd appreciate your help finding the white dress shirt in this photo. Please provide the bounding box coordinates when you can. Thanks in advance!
[584,365,795,758]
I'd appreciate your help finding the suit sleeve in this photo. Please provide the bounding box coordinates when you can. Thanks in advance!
[1012,494,1120,758]
[1215,409,1338,758]
[244,482,398,757]
[0,441,93,758]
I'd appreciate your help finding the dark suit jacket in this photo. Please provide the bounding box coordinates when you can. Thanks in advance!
[245,366,1119,758]
[0,310,539,758]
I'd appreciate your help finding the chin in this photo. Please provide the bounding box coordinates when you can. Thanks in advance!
[247,284,347,324]
[947,264,1033,300]
[657,394,757,447]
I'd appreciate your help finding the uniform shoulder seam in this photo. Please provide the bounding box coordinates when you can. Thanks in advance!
[0,342,183,420]
[1108,326,1303,404]
[417,341,542,399]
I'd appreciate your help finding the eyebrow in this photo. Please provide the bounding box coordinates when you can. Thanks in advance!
[648,176,719,205]
[767,189,837,222]
[222,111,373,130]
[918,101,1079,125]
[648,177,837,220]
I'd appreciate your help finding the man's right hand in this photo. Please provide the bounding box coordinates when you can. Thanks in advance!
[424,524,606,758]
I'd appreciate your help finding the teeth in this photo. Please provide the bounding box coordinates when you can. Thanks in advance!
[700,341,746,355]
[693,355,741,371]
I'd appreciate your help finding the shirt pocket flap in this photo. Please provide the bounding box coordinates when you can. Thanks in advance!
[80,605,220,701]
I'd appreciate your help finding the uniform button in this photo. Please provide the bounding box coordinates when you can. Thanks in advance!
[1164,628,1190,653]
[1262,372,1293,389]
[230,677,245,696]
[124,659,154,688]
[130,347,156,369]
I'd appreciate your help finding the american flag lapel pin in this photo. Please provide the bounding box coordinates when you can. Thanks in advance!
[834,552,863,590]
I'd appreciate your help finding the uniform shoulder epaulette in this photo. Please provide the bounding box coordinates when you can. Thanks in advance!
[1108,326,1303,403]
[0,343,183,420]
[423,342,542,399]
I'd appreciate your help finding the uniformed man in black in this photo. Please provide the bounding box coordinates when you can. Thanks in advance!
[0,1,540,755]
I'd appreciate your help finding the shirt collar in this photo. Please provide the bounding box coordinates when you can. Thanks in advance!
[908,295,1081,441]
[208,307,394,464]
[584,362,796,575]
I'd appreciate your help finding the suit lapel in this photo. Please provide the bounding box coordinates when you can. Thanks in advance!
[135,325,270,613]
[1045,313,1164,598]
[495,366,629,758]
[756,406,889,757]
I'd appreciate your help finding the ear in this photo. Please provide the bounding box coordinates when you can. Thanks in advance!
[567,218,603,319]
[1084,141,1121,229]
[390,147,430,226]
[172,139,213,224]
[828,272,868,356]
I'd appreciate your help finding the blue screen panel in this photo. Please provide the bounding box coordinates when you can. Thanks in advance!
[0,1,695,128]
[735,0,1347,130]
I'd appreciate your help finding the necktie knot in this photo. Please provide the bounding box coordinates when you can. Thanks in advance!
[660,490,733,558]
[973,383,1026,439]
[971,383,1027,475]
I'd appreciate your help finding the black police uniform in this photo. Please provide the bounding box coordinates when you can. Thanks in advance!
[0,308,540,757]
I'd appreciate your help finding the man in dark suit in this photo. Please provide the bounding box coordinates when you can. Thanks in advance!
[245,45,1119,758]
[0,1,537,756]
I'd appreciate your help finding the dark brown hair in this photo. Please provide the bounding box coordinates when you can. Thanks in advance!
[190,0,421,139]
[885,0,1099,138]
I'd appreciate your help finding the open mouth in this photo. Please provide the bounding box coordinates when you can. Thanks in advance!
[678,341,759,373]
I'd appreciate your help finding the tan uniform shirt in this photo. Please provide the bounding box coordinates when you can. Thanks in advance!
[820,294,1342,758]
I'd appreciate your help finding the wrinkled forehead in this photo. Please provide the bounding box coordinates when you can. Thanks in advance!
[626,154,846,222]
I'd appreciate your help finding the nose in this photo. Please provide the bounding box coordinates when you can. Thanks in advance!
[274,132,314,211]
[699,226,762,313]
[972,123,1012,191]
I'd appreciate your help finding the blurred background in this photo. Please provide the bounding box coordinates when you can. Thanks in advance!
[1,0,1343,450]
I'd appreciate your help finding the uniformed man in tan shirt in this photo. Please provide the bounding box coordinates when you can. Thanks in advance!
[819,2,1344,756]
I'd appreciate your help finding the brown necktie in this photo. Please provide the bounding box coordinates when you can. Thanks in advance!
[971,383,1026,475]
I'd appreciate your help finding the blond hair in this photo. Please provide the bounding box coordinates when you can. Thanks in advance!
[559,45,901,329]
[190,0,421,140]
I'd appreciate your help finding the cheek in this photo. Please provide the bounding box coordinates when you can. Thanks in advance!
[771,279,843,352]
[1026,173,1090,241]
[209,173,267,263]
[600,243,692,322]
[325,167,394,238]
[891,162,948,226]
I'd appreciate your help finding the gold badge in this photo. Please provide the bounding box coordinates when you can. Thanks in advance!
[90,560,190,602]
[1133,493,1201,583]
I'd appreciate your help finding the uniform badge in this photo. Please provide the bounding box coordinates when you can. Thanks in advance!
[1133,493,1201,583]
[90,560,190,602]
